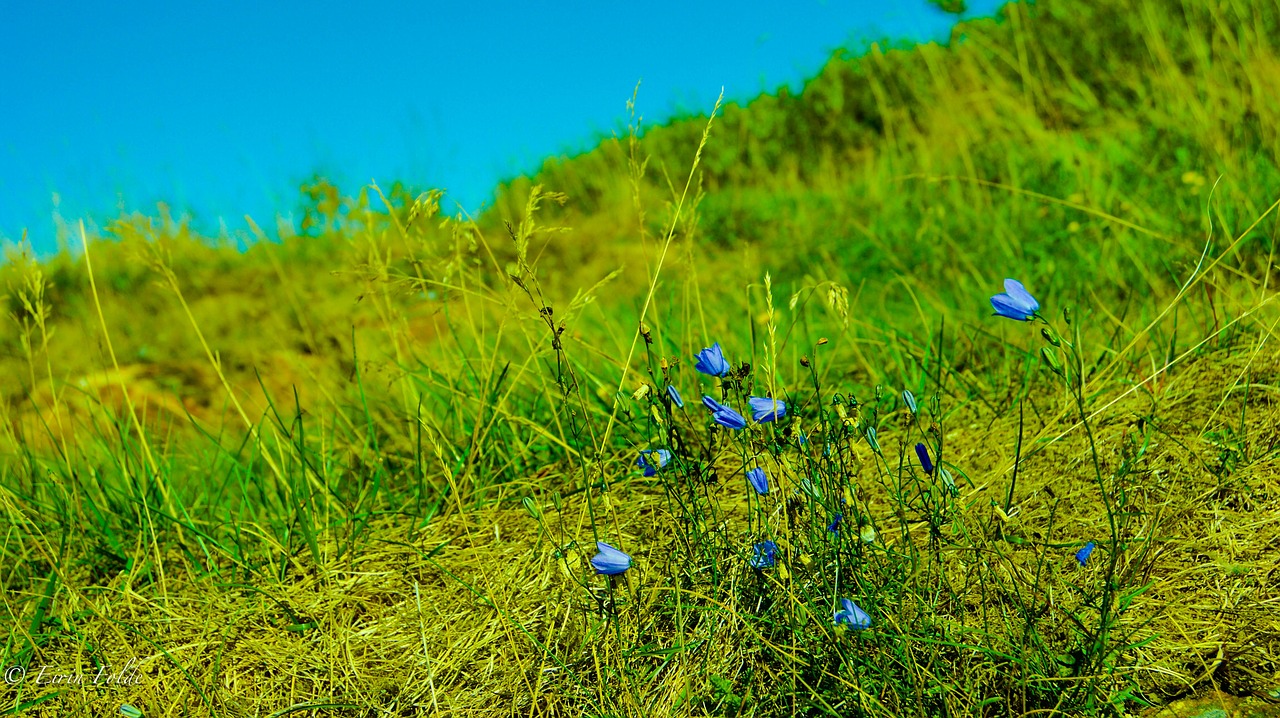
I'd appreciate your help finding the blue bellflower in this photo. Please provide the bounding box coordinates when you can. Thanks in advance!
[990,278,1041,321]
[1075,541,1095,567]
[666,385,684,408]
[636,449,672,477]
[915,443,934,475]
[702,395,748,430]
[694,342,731,377]
[749,540,778,569]
[748,396,787,423]
[834,598,871,629]
[746,466,769,495]
[827,512,843,533]
[591,541,633,575]
[903,390,918,414]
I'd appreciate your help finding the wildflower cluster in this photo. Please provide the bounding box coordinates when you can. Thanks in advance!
[584,279,1102,645]
[605,337,875,631]
[547,275,1144,712]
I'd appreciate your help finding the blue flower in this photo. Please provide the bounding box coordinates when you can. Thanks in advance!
[915,443,934,475]
[827,512,843,533]
[694,342,731,377]
[666,385,684,408]
[1075,541,1095,567]
[748,396,787,423]
[903,390,918,414]
[636,449,672,477]
[591,541,632,575]
[834,598,871,629]
[749,540,777,569]
[746,466,769,495]
[990,278,1040,321]
[702,395,748,430]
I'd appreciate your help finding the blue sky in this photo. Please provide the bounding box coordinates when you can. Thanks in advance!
[1,1,1004,254]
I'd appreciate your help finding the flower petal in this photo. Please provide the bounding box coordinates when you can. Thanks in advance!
[834,598,871,629]
[1004,279,1040,313]
[666,385,684,408]
[915,443,934,475]
[591,541,632,575]
[704,397,748,430]
[694,342,730,376]
[1075,541,1095,567]
[827,513,843,533]
[749,540,777,569]
[748,396,787,423]
[991,293,1034,321]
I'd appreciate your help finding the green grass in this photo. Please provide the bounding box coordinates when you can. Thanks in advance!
[3,0,1280,715]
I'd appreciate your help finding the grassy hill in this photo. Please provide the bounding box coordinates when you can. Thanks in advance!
[3,0,1280,715]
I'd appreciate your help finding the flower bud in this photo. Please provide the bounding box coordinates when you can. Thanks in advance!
[1040,346,1064,376]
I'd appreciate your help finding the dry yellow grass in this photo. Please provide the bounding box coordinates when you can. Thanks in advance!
[6,342,1278,716]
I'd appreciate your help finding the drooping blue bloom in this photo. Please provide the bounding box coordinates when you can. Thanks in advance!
[702,395,748,430]
[748,396,787,423]
[1075,541,1095,567]
[749,540,778,569]
[694,342,731,377]
[903,390,918,414]
[666,385,684,408]
[746,466,769,495]
[636,449,672,477]
[915,443,934,475]
[827,513,843,533]
[591,541,633,575]
[833,598,871,629]
[990,278,1041,321]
